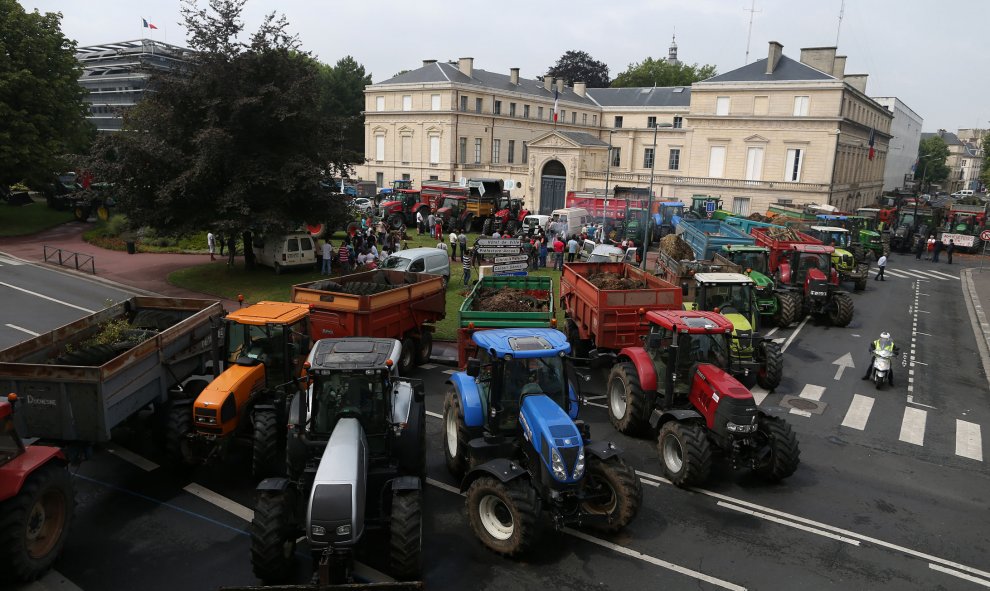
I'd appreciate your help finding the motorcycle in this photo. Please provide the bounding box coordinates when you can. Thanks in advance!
[870,348,897,389]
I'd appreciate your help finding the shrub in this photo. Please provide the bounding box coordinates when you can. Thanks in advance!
[106,214,129,236]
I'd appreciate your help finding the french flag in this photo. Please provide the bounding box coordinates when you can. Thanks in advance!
[143,18,158,30]
[868,127,876,161]
[553,88,559,123]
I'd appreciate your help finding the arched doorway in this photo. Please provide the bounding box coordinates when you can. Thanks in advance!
[539,160,567,215]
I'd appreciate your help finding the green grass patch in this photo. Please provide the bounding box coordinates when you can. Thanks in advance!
[83,219,210,253]
[0,201,74,237]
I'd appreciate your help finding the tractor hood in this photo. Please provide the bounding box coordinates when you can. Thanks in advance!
[747,270,774,289]
[695,364,753,402]
[721,312,753,335]
[308,418,367,548]
[194,364,265,417]
[379,200,401,210]
[519,395,584,485]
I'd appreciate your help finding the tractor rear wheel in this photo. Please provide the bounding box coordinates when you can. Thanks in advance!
[756,341,783,390]
[165,402,191,461]
[482,217,493,236]
[389,488,423,580]
[388,214,404,230]
[415,331,433,366]
[466,476,541,556]
[657,421,712,487]
[0,464,73,582]
[250,489,297,583]
[854,275,868,292]
[399,337,416,375]
[753,416,800,482]
[580,456,642,533]
[828,292,854,327]
[775,292,799,328]
[443,389,469,478]
[252,409,280,479]
[607,362,650,435]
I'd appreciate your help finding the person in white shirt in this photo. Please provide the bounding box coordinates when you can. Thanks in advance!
[207,232,216,261]
[449,231,459,260]
[356,251,368,266]
[370,244,379,259]
[875,254,887,281]
[415,210,424,235]
[321,239,333,275]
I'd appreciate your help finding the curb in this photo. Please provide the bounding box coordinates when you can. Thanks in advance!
[0,249,161,297]
[960,268,990,391]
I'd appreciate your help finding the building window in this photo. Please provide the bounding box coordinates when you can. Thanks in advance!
[459,137,467,163]
[732,197,751,216]
[593,114,598,126]
[474,138,482,164]
[571,112,576,124]
[582,113,588,125]
[708,146,726,177]
[614,116,623,128]
[376,172,384,187]
[611,147,621,167]
[475,98,482,113]
[376,96,385,111]
[673,116,683,129]
[493,139,501,164]
[785,148,803,182]
[401,135,412,164]
[460,96,468,111]
[507,140,515,164]
[538,106,544,120]
[560,109,565,122]
[494,100,502,115]
[524,104,530,118]
[509,102,516,117]
[644,147,655,169]
[522,141,528,163]
[715,96,730,116]
[429,136,440,165]
[375,135,385,161]
[754,96,769,115]
[431,94,441,111]
[793,96,809,116]
[668,148,680,170]
[647,116,657,128]
[745,147,764,181]
[402,173,411,181]
[429,175,439,180]
[402,95,412,111]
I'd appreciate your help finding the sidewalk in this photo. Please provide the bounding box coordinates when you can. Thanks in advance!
[961,266,990,391]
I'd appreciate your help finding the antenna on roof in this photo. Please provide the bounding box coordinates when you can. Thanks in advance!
[835,0,845,47]
[743,0,761,64]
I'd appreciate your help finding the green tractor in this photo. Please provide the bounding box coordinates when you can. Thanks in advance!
[716,244,800,328]
[804,226,870,292]
[684,195,727,220]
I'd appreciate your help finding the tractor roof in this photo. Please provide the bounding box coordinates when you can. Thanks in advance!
[792,244,834,254]
[815,214,848,220]
[810,226,848,233]
[227,301,309,325]
[694,272,754,285]
[659,201,685,207]
[645,310,734,334]
[473,328,570,358]
[308,338,400,370]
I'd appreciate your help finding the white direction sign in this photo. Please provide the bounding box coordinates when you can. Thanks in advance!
[495,254,528,264]
[832,352,855,381]
[476,247,521,255]
[477,238,522,247]
[493,262,529,273]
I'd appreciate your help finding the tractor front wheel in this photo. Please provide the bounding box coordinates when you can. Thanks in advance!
[607,362,650,435]
[443,389,469,478]
[0,464,73,582]
[753,415,801,482]
[775,291,799,328]
[250,489,297,584]
[399,337,416,375]
[389,488,423,580]
[756,341,784,390]
[252,409,280,479]
[828,292,854,327]
[579,456,642,533]
[388,214,404,230]
[658,421,712,487]
[466,477,541,556]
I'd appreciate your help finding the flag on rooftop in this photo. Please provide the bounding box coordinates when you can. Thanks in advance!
[143,18,158,30]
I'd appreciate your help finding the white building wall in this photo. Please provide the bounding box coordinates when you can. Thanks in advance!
[873,97,923,191]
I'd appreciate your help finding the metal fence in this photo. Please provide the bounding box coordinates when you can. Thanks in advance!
[44,245,96,274]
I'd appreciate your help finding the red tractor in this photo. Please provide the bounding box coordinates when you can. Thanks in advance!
[378,189,433,230]
[484,196,529,235]
[0,394,74,582]
[605,310,800,487]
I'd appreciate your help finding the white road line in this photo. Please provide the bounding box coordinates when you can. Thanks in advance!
[425,477,461,495]
[840,394,874,430]
[716,501,860,546]
[17,569,85,591]
[898,407,927,446]
[105,444,159,472]
[426,410,442,419]
[907,269,952,281]
[0,254,24,265]
[353,561,397,584]
[764,327,779,337]
[751,386,769,405]
[418,363,438,370]
[897,269,942,280]
[636,470,671,485]
[789,383,824,416]
[442,369,457,375]
[924,269,960,280]
[183,483,254,522]
[955,420,983,461]
[929,563,990,588]
[0,281,96,313]
[5,323,40,336]
[876,268,910,278]
[781,315,810,353]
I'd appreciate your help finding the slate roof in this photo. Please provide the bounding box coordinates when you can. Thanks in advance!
[702,55,835,83]
[921,131,963,146]
[557,131,609,146]
[584,86,691,107]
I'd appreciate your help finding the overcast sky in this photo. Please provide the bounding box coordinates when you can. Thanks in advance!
[20,0,989,134]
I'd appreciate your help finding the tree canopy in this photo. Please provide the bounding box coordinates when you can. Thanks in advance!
[611,58,717,88]
[916,136,950,190]
[980,132,990,190]
[545,50,610,88]
[90,0,355,265]
[316,55,372,168]
[0,0,91,188]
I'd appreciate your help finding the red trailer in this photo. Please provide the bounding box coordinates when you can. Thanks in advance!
[560,262,682,355]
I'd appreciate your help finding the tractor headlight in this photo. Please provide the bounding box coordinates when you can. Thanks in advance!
[726,422,756,434]
[551,448,568,481]
[335,524,352,537]
[572,446,585,480]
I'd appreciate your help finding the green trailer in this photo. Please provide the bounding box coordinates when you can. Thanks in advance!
[456,275,555,366]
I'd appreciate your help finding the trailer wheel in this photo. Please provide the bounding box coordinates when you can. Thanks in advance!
[398,337,416,375]
[466,477,541,556]
[389,488,423,580]
[0,464,73,582]
[580,456,642,533]
[753,415,801,482]
[252,410,280,479]
[165,402,191,461]
[658,421,711,487]
[442,389,469,478]
[415,331,433,366]
[482,217,493,237]
[607,362,650,435]
[250,489,297,584]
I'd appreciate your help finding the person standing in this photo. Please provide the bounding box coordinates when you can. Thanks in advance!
[462,247,474,286]
[427,212,436,237]
[207,231,216,261]
[416,210,424,235]
[436,239,449,256]
[458,231,468,260]
[553,236,565,270]
[926,235,935,260]
[435,218,443,241]
[566,235,579,263]
[932,238,943,263]
[875,253,887,281]
[449,231,458,260]
[539,238,548,268]
[946,239,955,264]
[915,236,925,260]
[338,240,351,271]
[322,239,333,275]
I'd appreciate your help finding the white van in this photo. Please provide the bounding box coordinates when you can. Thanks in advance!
[549,207,591,239]
[253,232,318,274]
[952,190,974,198]
[379,247,451,283]
[522,214,551,236]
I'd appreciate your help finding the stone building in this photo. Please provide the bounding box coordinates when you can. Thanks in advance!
[872,97,923,192]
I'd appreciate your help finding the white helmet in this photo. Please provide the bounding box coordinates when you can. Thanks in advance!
[880,332,890,340]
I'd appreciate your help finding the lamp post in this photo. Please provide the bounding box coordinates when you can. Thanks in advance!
[603,129,617,228]
[914,153,936,235]
[642,122,674,269]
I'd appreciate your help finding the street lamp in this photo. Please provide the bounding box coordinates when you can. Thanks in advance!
[642,122,674,269]
[603,129,617,228]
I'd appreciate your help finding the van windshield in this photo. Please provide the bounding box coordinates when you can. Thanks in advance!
[380,256,410,270]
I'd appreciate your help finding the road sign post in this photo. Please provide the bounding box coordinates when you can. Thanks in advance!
[981,230,990,273]
[475,238,528,275]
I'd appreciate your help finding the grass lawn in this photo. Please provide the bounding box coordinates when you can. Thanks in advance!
[0,201,74,237]
[84,221,210,254]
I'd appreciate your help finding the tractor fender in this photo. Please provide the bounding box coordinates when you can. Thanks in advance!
[616,348,657,392]
[584,440,623,462]
[0,446,66,503]
[649,408,703,430]
[256,477,291,493]
[777,263,792,286]
[446,373,485,428]
[459,458,528,493]
[391,475,421,492]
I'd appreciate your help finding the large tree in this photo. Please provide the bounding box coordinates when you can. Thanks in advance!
[90,0,354,266]
[916,136,950,191]
[0,0,91,189]
[316,56,372,174]
[611,57,717,88]
[980,132,990,191]
[545,50,610,88]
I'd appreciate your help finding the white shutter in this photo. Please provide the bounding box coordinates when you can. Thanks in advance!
[431,94,441,111]
[429,136,440,164]
[401,136,412,163]
[402,95,412,111]
[375,135,385,161]
[793,96,809,116]
[733,197,750,216]
[785,148,803,182]
[376,96,385,111]
[708,146,726,178]
[715,97,730,116]
[745,147,764,181]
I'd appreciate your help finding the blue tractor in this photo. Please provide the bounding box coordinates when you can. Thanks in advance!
[442,328,642,555]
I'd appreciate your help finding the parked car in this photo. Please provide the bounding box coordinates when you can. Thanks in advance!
[379,247,450,283]
[350,197,374,213]
[252,232,318,274]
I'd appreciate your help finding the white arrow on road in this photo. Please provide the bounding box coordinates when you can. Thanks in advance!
[833,352,856,380]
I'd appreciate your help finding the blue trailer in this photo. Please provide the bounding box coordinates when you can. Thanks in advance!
[677,219,755,260]
[721,215,786,236]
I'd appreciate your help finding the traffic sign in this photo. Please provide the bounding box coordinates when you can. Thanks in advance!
[493,262,529,273]
[477,238,522,247]
[981,230,990,242]
[476,247,521,255]
[705,200,716,213]
[495,254,528,264]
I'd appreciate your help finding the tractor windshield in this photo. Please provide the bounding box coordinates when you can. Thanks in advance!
[676,332,731,374]
[730,251,769,275]
[310,370,387,436]
[792,252,830,284]
[659,204,682,223]
[226,322,273,364]
[503,356,566,406]
[825,231,850,247]
[703,283,754,318]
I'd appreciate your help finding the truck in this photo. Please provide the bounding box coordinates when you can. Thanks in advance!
[560,262,682,357]
[942,203,988,252]
[0,297,224,582]
[676,219,756,261]
[720,215,785,236]
[292,270,447,375]
[457,275,555,368]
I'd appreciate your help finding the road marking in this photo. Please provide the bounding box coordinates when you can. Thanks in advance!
[877,268,910,278]
[106,444,159,472]
[907,269,952,281]
[5,323,40,336]
[0,254,25,265]
[898,407,927,446]
[789,383,825,416]
[929,563,990,588]
[897,269,942,280]
[0,281,96,313]
[923,269,960,280]
[16,569,85,591]
[442,369,458,375]
[426,477,461,495]
[751,386,769,405]
[764,327,779,337]
[716,501,860,546]
[840,394,874,430]
[183,483,254,522]
[832,352,855,380]
[418,363,438,370]
[781,315,810,353]
[426,410,442,419]
[956,420,983,461]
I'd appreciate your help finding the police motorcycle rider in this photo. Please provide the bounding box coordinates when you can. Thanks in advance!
[861,331,900,386]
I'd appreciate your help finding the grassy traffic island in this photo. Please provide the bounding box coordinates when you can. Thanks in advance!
[0,196,75,237]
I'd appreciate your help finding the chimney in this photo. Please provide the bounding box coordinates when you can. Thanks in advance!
[832,56,847,78]
[766,41,784,75]
[422,59,437,67]
[556,78,565,93]
[574,81,587,97]
[510,68,520,85]
[799,47,837,76]
[844,74,868,94]
[458,57,474,77]
[544,75,553,91]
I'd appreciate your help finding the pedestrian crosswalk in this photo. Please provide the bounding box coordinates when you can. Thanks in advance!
[870,267,959,281]
[0,254,24,266]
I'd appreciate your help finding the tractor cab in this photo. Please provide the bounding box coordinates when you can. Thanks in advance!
[806,226,851,248]
[721,245,770,276]
[782,245,835,287]
[655,201,685,239]
[642,310,735,407]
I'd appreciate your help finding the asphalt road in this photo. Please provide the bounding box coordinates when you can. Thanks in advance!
[5,252,989,591]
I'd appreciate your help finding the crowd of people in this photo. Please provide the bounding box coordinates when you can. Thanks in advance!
[915,235,956,264]
[319,217,408,275]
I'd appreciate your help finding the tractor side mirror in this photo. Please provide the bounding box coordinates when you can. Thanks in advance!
[466,359,481,377]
